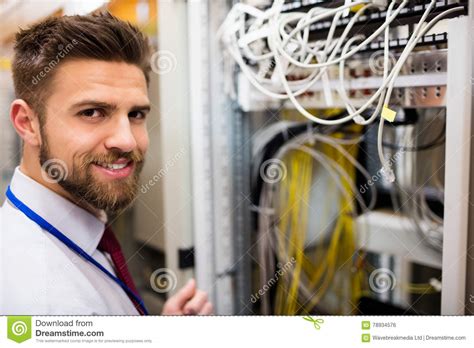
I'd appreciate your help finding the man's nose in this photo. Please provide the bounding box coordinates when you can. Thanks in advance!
[104,115,137,153]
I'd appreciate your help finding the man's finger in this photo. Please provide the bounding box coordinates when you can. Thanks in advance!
[170,278,196,308]
[183,290,208,315]
[198,302,214,316]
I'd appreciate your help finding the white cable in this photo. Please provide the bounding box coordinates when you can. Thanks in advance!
[220,2,376,102]
[221,1,462,126]
[273,1,407,69]
[376,1,458,182]
[338,35,365,115]
[272,3,462,126]
[353,0,396,125]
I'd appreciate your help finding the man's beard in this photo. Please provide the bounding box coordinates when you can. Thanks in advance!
[39,136,145,217]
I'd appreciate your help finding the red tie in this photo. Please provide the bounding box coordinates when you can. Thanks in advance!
[98,226,145,315]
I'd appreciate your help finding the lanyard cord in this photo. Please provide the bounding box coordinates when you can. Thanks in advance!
[6,186,148,315]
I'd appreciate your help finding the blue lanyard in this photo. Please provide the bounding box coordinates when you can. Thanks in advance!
[6,186,148,315]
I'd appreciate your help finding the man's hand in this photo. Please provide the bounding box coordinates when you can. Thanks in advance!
[161,278,213,315]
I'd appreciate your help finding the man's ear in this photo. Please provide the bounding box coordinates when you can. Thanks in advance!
[10,99,42,147]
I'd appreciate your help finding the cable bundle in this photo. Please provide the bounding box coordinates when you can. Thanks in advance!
[254,121,376,314]
[219,0,463,182]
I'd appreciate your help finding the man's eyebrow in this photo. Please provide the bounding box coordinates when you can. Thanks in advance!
[130,104,151,113]
[69,100,117,111]
[69,100,151,112]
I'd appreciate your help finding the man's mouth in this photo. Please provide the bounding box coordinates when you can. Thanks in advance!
[96,161,130,170]
[92,158,135,179]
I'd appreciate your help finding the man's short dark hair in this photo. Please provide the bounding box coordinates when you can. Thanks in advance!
[12,12,151,117]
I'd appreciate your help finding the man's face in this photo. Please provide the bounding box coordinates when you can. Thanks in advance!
[38,59,150,216]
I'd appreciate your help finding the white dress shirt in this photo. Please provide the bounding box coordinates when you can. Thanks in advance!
[0,167,139,315]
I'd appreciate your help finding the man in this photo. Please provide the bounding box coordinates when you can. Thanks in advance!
[0,12,213,315]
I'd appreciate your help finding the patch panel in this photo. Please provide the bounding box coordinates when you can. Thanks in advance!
[237,49,448,111]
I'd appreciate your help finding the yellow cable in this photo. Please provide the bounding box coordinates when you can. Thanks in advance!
[273,127,366,314]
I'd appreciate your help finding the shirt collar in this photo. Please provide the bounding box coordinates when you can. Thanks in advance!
[7,166,106,255]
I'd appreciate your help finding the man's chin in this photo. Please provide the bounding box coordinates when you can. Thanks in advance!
[59,176,138,216]
[90,193,136,217]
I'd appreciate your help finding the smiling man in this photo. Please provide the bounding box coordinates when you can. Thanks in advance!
[0,12,213,316]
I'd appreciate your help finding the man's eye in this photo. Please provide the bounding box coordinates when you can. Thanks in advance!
[79,109,104,118]
[129,111,147,119]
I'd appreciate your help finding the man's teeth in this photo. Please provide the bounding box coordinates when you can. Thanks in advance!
[97,162,129,170]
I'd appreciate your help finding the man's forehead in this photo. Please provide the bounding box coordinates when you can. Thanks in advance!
[50,59,148,93]
[45,59,149,108]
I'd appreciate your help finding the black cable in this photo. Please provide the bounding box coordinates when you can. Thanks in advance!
[381,123,446,152]
[363,115,446,152]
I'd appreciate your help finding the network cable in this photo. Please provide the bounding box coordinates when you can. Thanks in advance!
[220,0,463,181]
